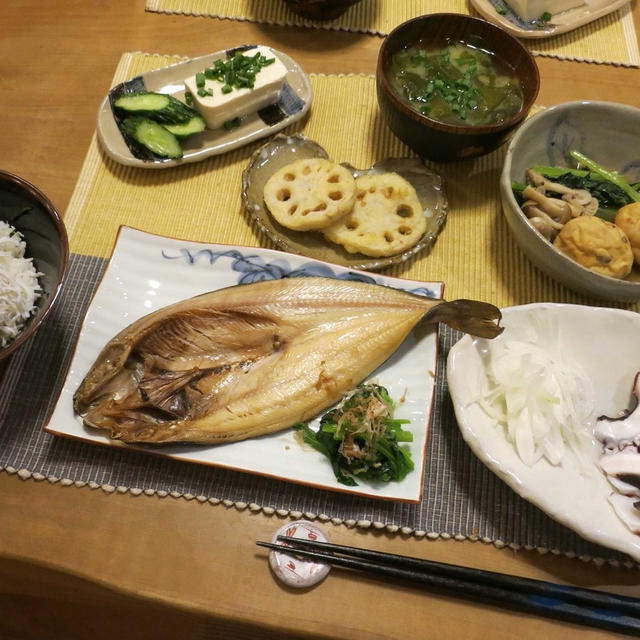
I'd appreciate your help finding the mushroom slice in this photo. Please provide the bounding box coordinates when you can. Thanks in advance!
[526,169,599,217]
[527,169,581,197]
[522,203,564,240]
[562,189,594,206]
[522,185,572,224]
[562,192,599,217]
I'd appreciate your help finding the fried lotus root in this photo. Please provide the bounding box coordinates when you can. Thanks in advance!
[322,173,427,257]
[263,158,357,231]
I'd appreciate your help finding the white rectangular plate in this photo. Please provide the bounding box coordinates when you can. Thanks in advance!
[46,227,443,502]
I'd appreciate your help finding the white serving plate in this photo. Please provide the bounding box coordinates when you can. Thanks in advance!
[470,0,630,39]
[447,302,640,561]
[46,226,443,502]
[96,45,313,168]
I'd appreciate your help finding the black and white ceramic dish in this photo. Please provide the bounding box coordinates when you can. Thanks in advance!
[0,171,68,362]
[47,226,442,502]
[471,0,630,39]
[96,45,313,169]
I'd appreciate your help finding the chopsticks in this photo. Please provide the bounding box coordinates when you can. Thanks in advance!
[256,536,640,636]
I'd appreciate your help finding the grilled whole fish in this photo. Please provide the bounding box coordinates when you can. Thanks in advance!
[73,277,502,444]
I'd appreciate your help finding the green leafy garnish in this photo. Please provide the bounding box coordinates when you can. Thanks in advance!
[198,50,276,93]
[390,43,523,126]
[539,11,552,22]
[569,150,640,204]
[223,117,241,131]
[294,383,414,486]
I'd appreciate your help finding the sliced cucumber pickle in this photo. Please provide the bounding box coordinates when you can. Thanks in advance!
[162,115,206,139]
[120,116,183,159]
[114,91,198,124]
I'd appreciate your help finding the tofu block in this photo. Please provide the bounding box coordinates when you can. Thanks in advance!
[184,47,288,130]
[505,0,584,20]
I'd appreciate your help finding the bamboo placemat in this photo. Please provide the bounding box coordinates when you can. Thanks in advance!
[67,51,640,311]
[144,0,640,67]
[3,263,633,566]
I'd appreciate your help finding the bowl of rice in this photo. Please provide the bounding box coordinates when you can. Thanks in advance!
[0,170,68,362]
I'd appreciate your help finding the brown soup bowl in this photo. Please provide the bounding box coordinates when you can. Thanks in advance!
[376,13,540,162]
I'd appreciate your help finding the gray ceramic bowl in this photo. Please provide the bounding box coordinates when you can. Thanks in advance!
[500,101,640,302]
[0,171,69,361]
[376,13,540,162]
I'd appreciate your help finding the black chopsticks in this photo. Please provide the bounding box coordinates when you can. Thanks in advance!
[256,536,640,636]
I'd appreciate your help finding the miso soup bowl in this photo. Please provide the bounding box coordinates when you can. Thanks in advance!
[376,13,540,162]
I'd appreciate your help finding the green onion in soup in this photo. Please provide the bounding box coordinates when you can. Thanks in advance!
[390,42,523,126]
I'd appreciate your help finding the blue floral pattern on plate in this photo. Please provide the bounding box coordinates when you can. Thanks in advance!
[161,247,438,298]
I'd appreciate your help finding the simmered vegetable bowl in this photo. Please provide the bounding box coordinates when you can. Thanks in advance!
[512,150,640,280]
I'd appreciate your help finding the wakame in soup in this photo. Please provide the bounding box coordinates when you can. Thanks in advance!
[390,42,523,126]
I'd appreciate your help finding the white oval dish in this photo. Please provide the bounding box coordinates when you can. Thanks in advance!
[96,45,313,169]
[447,302,640,562]
[470,0,630,39]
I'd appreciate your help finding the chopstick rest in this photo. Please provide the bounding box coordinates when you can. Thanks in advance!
[266,520,331,588]
[256,536,640,635]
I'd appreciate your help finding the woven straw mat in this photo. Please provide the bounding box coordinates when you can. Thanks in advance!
[66,51,640,312]
[144,0,640,67]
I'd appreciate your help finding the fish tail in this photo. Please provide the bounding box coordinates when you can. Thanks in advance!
[423,299,503,338]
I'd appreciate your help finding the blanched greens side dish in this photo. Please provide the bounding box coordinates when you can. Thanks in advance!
[295,383,414,486]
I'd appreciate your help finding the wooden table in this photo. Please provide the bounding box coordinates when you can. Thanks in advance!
[2,2,640,638]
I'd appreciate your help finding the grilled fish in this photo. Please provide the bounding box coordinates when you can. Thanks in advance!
[73,277,502,444]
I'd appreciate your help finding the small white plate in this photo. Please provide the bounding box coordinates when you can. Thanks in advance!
[447,302,640,561]
[96,45,313,169]
[470,0,630,39]
[46,226,443,502]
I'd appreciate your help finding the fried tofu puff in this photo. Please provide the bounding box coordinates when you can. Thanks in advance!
[553,216,634,279]
[615,202,640,266]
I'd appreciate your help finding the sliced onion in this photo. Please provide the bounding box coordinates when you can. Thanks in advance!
[472,334,596,468]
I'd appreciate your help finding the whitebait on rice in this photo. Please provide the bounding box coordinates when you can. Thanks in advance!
[0,220,42,348]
